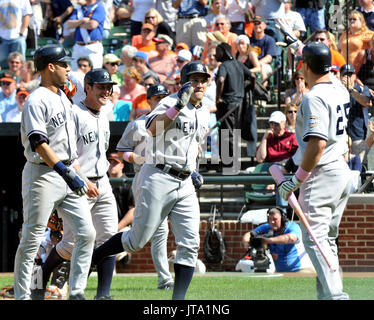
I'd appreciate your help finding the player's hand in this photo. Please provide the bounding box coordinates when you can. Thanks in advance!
[191,171,204,190]
[86,180,100,198]
[278,175,301,200]
[54,161,88,196]
[176,81,193,110]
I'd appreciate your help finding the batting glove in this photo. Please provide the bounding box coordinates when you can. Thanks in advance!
[278,175,301,201]
[54,161,88,196]
[176,81,193,110]
[191,171,204,190]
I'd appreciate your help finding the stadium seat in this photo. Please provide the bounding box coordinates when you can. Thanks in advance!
[37,37,58,46]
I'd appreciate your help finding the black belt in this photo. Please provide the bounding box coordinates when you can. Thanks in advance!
[40,160,72,167]
[156,164,191,180]
[178,14,205,19]
[88,176,104,181]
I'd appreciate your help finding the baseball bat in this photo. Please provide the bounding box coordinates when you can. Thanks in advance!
[269,165,337,272]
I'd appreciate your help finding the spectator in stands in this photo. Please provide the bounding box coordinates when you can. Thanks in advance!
[6,52,23,82]
[283,0,306,73]
[118,45,137,73]
[0,0,32,70]
[341,63,373,167]
[175,42,189,53]
[249,16,278,87]
[132,51,160,83]
[284,103,298,133]
[215,42,252,170]
[156,0,179,34]
[256,110,298,207]
[143,8,176,48]
[131,23,158,59]
[128,0,157,38]
[235,34,261,73]
[112,85,133,121]
[284,69,309,106]
[67,0,106,70]
[0,72,17,122]
[119,66,146,101]
[166,49,192,82]
[357,34,374,88]
[113,0,132,27]
[5,88,29,123]
[148,34,177,83]
[19,60,40,92]
[222,0,248,35]
[358,0,374,31]
[50,0,74,40]
[339,10,374,75]
[172,0,208,48]
[309,30,347,69]
[250,0,284,58]
[100,0,114,39]
[256,110,298,166]
[103,53,124,85]
[204,0,222,32]
[69,56,93,105]
[365,117,374,156]
[294,0,326,34]
[204,15,238,59]
[241,207,314,273]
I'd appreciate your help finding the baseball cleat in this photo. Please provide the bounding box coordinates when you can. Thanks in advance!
[158,281,174,290]
[69,293,86,300]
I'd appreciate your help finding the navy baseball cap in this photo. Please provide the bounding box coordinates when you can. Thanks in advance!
[340,64,355,76]
[146,84,169,99]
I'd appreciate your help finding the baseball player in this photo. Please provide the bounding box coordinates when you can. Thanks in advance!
[31,69,119,300]
[278,42,353,300]
[116,83,174,290]
[14,44,96,300]
[91,61,210,300]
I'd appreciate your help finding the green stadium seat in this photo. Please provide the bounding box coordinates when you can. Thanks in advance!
[37,37,58,46]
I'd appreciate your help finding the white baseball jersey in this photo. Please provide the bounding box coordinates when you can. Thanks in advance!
[21,87,78,164]
[292,81,350,166]
[145,94,210,172]
[116,114,148,173]
[72,102,111,177]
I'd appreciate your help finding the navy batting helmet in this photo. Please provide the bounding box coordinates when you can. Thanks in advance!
[33,44,72,71]
[146,84,169,99]
[180,61,210,84]
[84,68,117,86]
[302,41,331,74]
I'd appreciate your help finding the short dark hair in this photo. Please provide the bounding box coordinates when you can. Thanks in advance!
[77,56,93,69]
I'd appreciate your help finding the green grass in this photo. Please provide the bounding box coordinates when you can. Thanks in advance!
[1,274,374,300]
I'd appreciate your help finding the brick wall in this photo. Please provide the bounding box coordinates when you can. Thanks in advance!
[116,194,374,273]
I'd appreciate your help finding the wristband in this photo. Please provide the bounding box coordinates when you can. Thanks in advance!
[295,166,311,182]
[53,161,67,176]
[165,106,180,120]
[123,151,132,162]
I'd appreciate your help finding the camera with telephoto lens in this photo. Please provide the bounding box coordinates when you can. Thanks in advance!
[246,230,274,272]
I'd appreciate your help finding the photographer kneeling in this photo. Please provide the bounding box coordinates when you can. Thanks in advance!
[241,207,314,273]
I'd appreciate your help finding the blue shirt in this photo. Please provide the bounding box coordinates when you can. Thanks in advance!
[250,34,278,60]
[175,0,207,16]
[0,91,17,122]
[254,221,302,272]
[70,2,106,42]
[113,100,132,121]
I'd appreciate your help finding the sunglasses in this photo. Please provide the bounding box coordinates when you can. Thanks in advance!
[287,110,297,114]
[145,16,156,20]
[208,54,216,58]
[176,59,185,63]
[254,21,261,25]
[107,62,118,66]
[295,77,304,81]
[349,18,357,21]
[315,37,326,42]
[0,82,11,86]
[9,61,21,64]
[215,22,225,26]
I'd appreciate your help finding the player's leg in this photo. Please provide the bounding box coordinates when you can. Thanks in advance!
[90,177,118,299]
[299,160,351,300]
[14,164,65,300]
[151,219,174,289]
[169,180,200,300]
[58,194,96,299]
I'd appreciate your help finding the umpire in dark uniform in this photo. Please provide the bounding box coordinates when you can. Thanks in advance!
[215,42,253,172]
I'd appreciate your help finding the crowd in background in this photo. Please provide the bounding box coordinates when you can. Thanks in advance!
[1,0,374,175]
